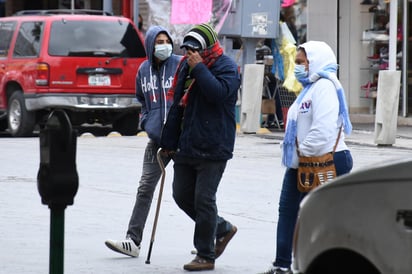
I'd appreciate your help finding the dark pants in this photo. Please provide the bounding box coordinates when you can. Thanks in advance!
[267,91,284,123]
[266,73,284,123]
[172,156,232,261]
[274,150,353,268]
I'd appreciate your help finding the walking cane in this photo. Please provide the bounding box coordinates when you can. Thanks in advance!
[145,148,166,264]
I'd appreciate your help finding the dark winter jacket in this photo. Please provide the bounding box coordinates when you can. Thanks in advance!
[165,54,240,160]
[135,26,182,144]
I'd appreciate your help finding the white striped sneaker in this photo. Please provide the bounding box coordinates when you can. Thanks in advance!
[105,237,140,257]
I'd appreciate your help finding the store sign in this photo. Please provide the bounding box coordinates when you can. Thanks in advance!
[170,0,212,24]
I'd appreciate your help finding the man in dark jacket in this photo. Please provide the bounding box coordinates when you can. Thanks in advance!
[105,25,182,257]
[161,23,241,271]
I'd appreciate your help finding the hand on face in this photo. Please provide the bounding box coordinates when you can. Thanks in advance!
[186,49,203,69]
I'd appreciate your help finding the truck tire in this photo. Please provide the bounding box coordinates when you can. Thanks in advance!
[113,111,140,136]
[7,91,35,137]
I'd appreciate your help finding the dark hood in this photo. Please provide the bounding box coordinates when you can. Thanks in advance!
[144,25,174,64]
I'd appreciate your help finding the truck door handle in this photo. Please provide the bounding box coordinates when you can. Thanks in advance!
[396,210,412,229]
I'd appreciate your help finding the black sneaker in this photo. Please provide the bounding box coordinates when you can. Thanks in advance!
[266,122,276,129]
[260,266,293,274]
[265,121,284,129]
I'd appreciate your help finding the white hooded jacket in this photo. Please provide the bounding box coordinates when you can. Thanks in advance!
[285,41,349,168]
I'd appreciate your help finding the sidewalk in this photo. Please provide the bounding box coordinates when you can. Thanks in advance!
[257,122,412,149]
[343,113,412,148]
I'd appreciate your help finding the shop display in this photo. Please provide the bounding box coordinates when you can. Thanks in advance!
[360,1,403,105]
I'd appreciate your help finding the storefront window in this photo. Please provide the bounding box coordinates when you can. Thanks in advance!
[59,0,89,9]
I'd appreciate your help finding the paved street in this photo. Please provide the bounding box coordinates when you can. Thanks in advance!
[1,129,412,274]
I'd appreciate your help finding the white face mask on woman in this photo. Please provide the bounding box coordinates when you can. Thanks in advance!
[294,64,308,80]
[154,44,173,61]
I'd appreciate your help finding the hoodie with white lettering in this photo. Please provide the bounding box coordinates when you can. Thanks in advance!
[135,26,182,144]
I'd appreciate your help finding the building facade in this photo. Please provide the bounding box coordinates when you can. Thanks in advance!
[307,0,411,117]
[1,0,410,117]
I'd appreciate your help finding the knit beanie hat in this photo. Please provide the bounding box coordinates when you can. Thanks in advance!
[181,23,219,50]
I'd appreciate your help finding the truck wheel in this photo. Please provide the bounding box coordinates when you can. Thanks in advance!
[8,91,35,137]
[113,111,139,136]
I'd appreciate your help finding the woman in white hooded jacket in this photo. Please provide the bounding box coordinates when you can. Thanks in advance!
[262,41,353,274]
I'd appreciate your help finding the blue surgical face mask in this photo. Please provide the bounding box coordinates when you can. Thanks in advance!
[154,44,172,61]
[294,64,308,80]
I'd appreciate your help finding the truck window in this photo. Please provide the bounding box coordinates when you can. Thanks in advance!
[0,21,16,57]
[13,21,44,57]
[48,20,145,58]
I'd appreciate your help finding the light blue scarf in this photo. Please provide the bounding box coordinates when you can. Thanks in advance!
[281,64,352,167]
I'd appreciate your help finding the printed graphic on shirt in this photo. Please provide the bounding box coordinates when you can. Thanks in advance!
[299,99,311,114]
[140,74,174,103]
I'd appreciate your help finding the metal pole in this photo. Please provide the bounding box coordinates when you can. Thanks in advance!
[49,207,65,274]
[241,38,258,73]
[133,0,139,28]
[122,0,131,18]
[103,0,113,14]
[402,0,409,117]
[388,0,397,71]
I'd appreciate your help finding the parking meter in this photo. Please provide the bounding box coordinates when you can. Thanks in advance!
[37,109,78,274]
[220,0,280,133]
[37,110,78,209]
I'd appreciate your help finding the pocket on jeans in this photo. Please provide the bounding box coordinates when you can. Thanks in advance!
[344,150,353,172]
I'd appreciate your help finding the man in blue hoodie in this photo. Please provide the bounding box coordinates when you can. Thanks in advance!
[160,23,241,271]
[105,25,182,257]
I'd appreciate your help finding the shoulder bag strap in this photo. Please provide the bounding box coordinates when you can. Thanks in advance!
[296,124,343,156]
[332,125,343,154]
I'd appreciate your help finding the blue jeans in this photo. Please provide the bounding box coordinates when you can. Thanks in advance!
[274,150,353,268]
[172,156,233,261]
[127,140,172,245]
